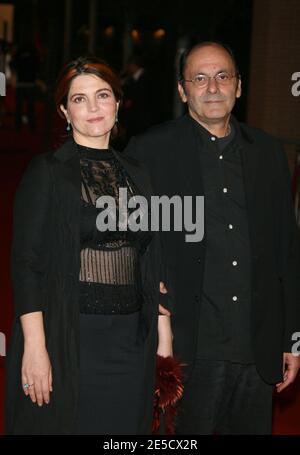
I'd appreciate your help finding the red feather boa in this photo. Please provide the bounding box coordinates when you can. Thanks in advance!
[152,355,185,434]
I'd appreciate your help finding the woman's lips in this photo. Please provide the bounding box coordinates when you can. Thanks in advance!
[87,117,104,123]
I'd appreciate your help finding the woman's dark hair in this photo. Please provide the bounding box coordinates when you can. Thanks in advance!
[178,41,240,83]
[55,56,123,119]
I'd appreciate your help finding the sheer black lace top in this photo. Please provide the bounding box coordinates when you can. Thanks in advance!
[78,143,152,314]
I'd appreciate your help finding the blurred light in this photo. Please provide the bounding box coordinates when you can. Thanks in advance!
[104,26,114,38]
[131,29,140,41]
[153,28,166,40]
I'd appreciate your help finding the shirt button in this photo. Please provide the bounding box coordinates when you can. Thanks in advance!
[228,224,233,229]
[232,260,238,266]
[223,188,228,193]
[232,296,238,302]
[211,136,216,141]
[219,155,223,160]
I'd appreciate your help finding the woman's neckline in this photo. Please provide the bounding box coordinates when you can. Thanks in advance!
[75,141,114,160]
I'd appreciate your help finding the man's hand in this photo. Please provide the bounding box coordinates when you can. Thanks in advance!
[276,352,300,393]
[159,281,171,316]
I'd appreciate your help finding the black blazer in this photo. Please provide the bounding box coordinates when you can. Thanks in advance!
[5,139,167,434]
[125,114,300,385]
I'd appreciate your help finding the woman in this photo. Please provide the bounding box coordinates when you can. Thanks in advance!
[5,56,173,435]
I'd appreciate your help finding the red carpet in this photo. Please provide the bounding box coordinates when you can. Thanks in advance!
[0,89,300,435]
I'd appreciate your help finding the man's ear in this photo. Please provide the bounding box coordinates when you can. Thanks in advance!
[178,81,187,103]
[60,104,69,121]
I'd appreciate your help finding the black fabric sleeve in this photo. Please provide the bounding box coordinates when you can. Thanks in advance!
[124,136,148,164]
[158,267,174,314]
[158,239,175,314]
[275,143,300,352]
[126,137,175,314]
[124,136,139,160]
[11,154,52,318]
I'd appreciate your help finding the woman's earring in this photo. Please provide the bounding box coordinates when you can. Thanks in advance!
[66,121,71,132]
[115,111,118,124]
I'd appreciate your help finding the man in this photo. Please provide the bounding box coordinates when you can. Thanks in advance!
[10,40,40,131]
[121,54,151,141]
[125,41,300,434]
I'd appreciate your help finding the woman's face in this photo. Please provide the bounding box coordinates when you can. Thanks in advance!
[60,73,119,147]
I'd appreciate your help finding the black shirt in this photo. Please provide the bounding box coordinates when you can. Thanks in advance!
[189,117,254,363]
[78,144,152,315]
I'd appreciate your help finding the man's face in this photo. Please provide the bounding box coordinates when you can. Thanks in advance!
[178,45,241,126]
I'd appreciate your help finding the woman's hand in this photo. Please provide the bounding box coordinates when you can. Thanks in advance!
[157,315,173,358]
[22,346,53,406]
[20,312,52,406]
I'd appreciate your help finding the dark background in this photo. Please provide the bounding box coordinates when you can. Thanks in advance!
[7,0,253,126]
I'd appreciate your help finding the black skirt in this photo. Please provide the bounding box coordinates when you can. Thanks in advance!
[77,310,146,435]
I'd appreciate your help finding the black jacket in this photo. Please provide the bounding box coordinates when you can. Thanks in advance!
[5,139,167,434]
[125,114,300,385]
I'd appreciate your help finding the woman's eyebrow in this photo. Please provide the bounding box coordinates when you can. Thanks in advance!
[70,88,112,98]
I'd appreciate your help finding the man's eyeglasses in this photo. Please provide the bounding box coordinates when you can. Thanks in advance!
[181,72,239,88]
